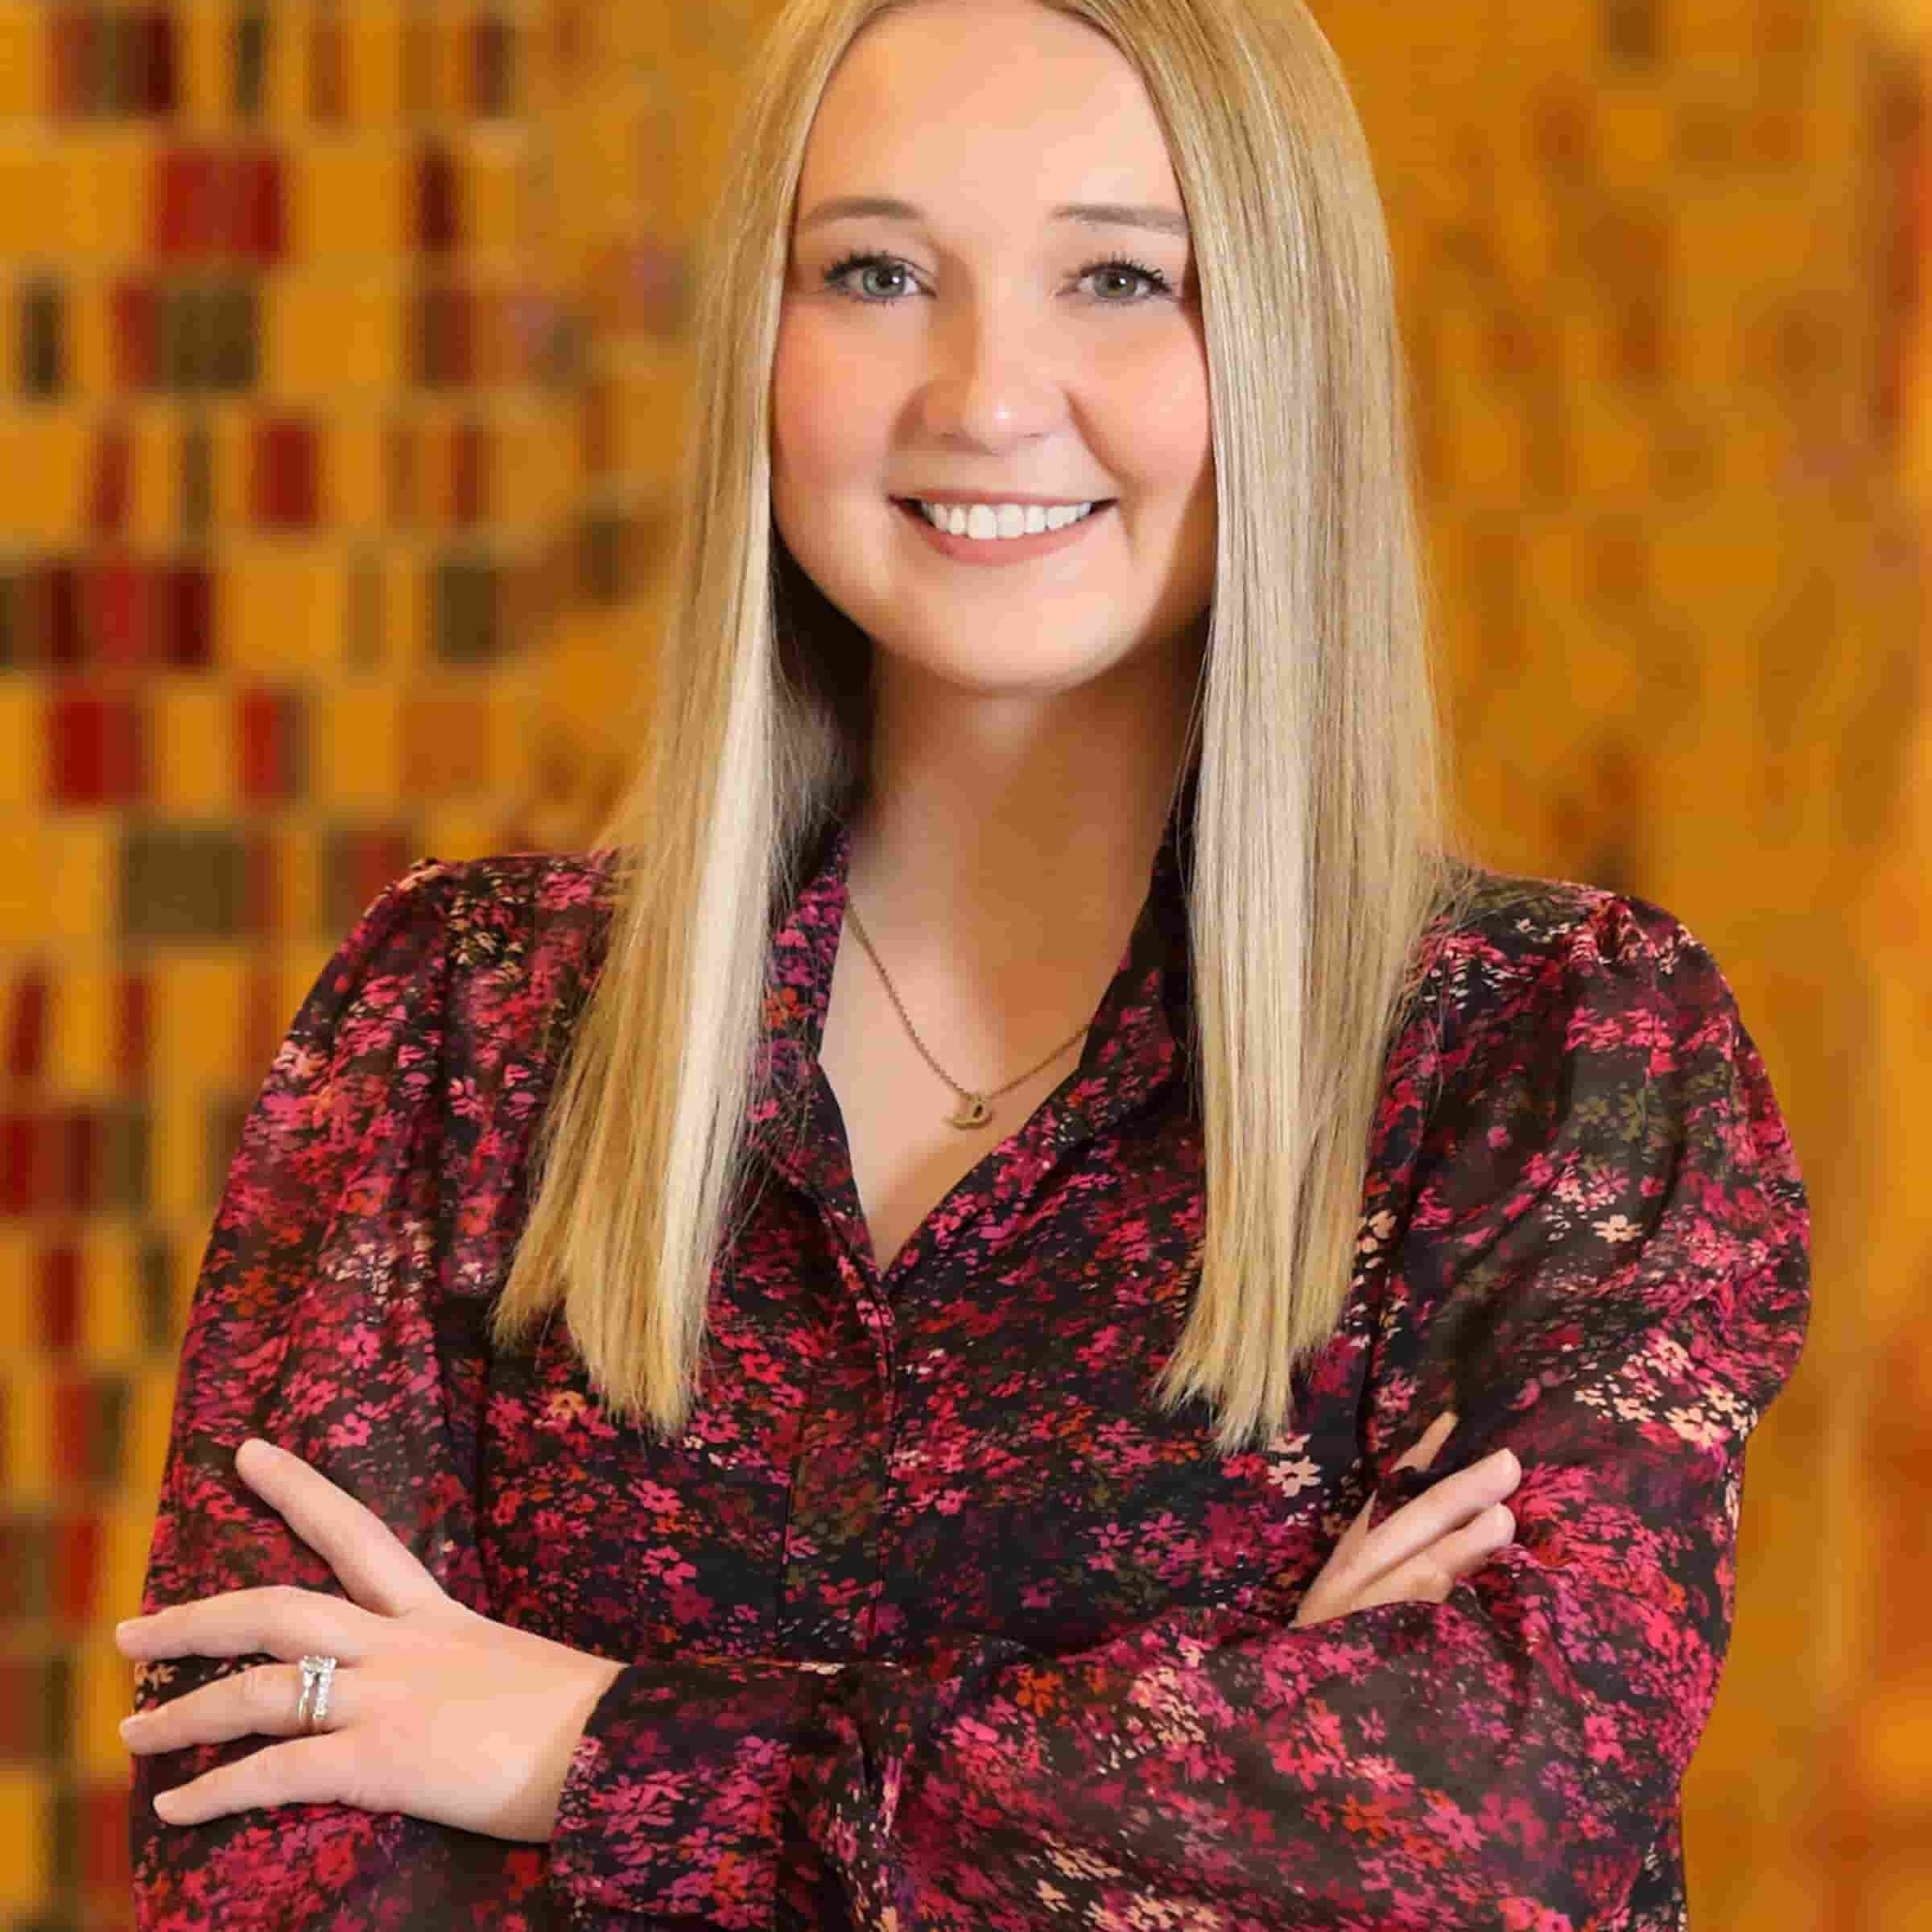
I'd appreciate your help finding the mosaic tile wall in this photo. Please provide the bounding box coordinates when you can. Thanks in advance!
[0,1,1922,1926]
[1325,6,1924,1927]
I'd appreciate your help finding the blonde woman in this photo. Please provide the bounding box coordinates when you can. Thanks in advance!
[117,1,1810,1926]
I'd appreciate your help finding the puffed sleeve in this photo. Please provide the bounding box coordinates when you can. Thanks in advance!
[543,885,1810,1931]
[128,861,562,1930]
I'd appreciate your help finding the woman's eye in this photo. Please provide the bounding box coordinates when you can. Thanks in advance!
[828,257,914,302]
[820,254,1174,305]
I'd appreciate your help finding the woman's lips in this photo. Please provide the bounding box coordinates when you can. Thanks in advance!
[892,497,1117,567]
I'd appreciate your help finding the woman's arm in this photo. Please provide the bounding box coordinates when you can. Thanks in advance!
[128,861,564,1930]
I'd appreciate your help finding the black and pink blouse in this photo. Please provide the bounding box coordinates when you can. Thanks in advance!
[128,791,1810,1930]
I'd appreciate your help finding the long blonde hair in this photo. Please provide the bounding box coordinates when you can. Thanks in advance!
[490,0,1479,1455]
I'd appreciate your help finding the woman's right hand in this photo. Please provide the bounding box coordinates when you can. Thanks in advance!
[1292,1410,1521,1629]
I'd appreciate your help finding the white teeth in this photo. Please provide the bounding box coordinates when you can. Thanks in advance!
[914,501,1098,539]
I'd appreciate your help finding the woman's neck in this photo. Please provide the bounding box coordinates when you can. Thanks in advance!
[842,638,1203,991]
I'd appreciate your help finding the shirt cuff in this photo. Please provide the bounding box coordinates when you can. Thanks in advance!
[547,1654,845,1928]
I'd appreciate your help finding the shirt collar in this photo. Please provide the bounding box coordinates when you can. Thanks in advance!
[746,773,1198,1195]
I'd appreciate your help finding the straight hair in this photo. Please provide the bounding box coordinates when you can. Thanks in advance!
[489,0,1480,1455]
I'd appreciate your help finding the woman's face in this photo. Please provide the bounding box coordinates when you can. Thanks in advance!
[771,0,1216,704]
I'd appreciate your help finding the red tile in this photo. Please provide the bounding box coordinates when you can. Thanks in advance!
[89,422,133,535]
[53,1513,103,1623]
[347,836,413,930]
[38,1245,81,1352]
[81,1785,134,1892]
[233,147,285,262]
[87,559,159,671]
[0,1656,32,1755]
[417,144,457,252]
[110,278,159,390]
[114,972,150,1084]
[0,1113,30,1214]
[250,416,320,528]
[47,564,84,668]
[237,686,283,800]
[153,142,279,260]
[161,562,213,668]
[49,690,143,806]
[52,1377,93,1483]
[49,8,97,118]
[153,145,220,259]
[6,972,47,1081]
[419,281,474,385]
[0,1108,82,1214]
[67,1111,103,1215]
[135,9,176,114]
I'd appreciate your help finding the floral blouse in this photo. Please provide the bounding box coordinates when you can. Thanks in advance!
[128,790,1810,1931]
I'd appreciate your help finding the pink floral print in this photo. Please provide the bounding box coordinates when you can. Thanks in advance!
[128,791,1809,1930]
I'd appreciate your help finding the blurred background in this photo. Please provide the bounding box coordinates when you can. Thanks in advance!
[0,0,1922,1926]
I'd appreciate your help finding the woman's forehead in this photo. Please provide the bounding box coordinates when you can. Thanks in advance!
[796,11,1180,247]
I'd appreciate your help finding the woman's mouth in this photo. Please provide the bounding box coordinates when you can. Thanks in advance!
[891,497,1117,566]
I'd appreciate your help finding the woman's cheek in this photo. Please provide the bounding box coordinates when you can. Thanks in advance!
[774,312,894,479]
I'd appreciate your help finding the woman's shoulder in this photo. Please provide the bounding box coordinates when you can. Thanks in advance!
[318,850,623,1071]
[1413,855,1748,1068]
[1430,853,1707,964]
[396,848,622,967]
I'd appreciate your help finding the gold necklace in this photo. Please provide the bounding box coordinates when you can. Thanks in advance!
[842,894,1092,1129]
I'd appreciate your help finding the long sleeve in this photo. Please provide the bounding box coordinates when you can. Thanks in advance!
[544,887,1810,1931]
[128,861,559,1930]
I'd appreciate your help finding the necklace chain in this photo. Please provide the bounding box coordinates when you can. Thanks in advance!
[842,893,1092,1129]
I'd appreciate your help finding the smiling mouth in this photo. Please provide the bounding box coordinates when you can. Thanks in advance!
[891,497,1117,526]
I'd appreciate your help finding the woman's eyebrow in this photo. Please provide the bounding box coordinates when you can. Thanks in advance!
[797,195,1191,239]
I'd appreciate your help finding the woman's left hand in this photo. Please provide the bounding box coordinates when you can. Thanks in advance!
[114,1437,625,1843]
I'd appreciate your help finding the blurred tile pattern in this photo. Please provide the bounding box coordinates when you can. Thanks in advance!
[0,0,1921,1927]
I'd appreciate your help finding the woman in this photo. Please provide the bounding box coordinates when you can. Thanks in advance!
[118,0,1810,1926]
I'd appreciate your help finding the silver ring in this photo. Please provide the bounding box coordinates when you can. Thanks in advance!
[296,1654,336,1734]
